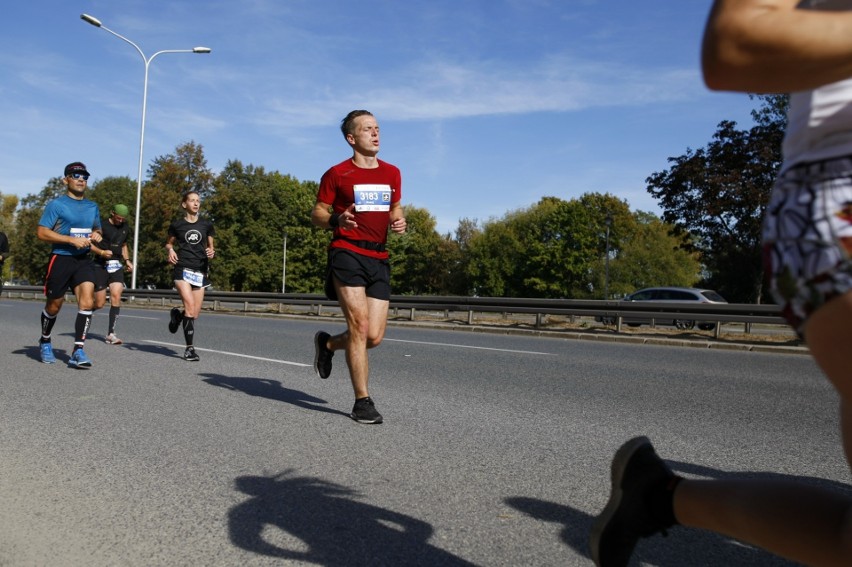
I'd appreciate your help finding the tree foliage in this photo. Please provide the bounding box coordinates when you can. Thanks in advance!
[463,193,699,298]
[607,211,700,296]
[0,192,19,282]
[209,160,326,292]
[387,206,449,295]
[10,119,769,300]
[646,94,788,302]
[11,179,66,284]
[88,176,137,222]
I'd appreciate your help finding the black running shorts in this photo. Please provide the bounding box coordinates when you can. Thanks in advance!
[43,253,96,300]
[324,248,391,301]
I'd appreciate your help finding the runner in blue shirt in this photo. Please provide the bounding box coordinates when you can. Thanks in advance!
[36,162,103,367]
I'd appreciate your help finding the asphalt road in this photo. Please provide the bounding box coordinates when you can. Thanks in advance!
[0,298,848,566]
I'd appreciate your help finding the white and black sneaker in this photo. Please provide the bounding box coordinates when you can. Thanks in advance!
[183,346,200,362]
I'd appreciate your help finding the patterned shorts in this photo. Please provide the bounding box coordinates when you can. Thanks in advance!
[763,156,852,334]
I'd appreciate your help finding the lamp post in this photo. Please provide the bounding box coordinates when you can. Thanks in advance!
[80,13,210,290]
[282,231,288,294]
[604,214,612,300]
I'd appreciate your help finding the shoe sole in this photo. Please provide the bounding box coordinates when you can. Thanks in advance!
[350,413,383,424]
[168,309,181,334]
[68,360,92,368]
[106,339,123,345]
[589,436,651,567]
[314,331,330,379]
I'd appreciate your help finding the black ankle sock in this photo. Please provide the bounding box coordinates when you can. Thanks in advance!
[649,475,682,527]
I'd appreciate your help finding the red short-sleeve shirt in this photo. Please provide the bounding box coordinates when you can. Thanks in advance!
[317,158,402,259]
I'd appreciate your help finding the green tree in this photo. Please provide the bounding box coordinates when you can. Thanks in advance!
[88,176,137,222]
[606,211,701,297]
[646,94,787,302]
[209,160,326,292]
[466,215,523,297]
[445,218,480,295]
[387,205,446,295]
[12,179,66,283]
[462,193,698,299]
[0,193,19,282]
[465,194,625,298]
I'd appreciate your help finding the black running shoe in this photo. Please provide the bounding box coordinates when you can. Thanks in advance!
[183,346,200,362]
[589,436,677,566]
[169,308,183,334]
[351,397,383,424]
[313,331,333,379]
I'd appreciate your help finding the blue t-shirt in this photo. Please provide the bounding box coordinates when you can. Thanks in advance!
[39,195,102,256]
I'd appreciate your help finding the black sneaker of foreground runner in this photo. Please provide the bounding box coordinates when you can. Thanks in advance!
[169,307,183,334]
[589,436,677,567]
[313,331,333,379]
[350,396,383,424]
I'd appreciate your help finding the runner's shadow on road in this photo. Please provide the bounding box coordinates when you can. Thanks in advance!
[120,342,184,358]
[229,470,477,566]
[505,463,818,566]
[15,331,80,363]
[200,373,349,417]
[14,345,67,363]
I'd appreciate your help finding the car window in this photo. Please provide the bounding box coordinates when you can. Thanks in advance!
[701,290,727,302]
[629,290,653,301]
[672,290,697,301]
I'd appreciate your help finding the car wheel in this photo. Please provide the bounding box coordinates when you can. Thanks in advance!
[626,322,642,327]
[675,319,695,330]
[698,322,716,331]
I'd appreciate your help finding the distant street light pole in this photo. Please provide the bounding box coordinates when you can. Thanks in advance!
[604,214,613,300]
[282,232,288,294]
[80,13,210,289]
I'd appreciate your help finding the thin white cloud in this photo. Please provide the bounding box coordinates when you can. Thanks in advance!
[247,53,702,130]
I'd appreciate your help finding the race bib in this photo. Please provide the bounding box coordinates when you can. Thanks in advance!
[182,268,205,287]
[353,184,392,212]
[70,228,92,238]
[105,260,122,273]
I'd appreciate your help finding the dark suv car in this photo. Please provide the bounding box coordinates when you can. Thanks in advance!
[597,286,728,331]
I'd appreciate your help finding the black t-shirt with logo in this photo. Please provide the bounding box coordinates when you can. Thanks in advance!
[93,219,130,264]
[168,217,215,272]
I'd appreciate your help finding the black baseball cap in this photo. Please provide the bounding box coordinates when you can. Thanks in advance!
[64,162,90,177]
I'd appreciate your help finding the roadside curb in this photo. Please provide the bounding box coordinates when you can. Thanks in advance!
[399,320,809,355]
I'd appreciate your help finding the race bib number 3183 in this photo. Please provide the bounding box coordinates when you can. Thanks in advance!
[353,184,392,212]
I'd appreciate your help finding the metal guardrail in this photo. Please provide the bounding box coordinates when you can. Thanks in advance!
[2,285,788,338]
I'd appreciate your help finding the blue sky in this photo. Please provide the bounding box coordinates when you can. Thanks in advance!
[0,1,756,235]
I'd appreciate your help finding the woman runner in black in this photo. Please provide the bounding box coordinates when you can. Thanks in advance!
[164,191,215,361]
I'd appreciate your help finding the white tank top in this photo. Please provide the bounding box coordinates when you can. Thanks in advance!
[783,0,852,169]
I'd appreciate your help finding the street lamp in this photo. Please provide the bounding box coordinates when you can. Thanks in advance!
[282,231,288,294]
[604,214,613,300]
[80,13,210,289]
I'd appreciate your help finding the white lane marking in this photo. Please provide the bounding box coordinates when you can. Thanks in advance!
[384,338,555,356]
[143,340,311,367]
[93,313,160,320]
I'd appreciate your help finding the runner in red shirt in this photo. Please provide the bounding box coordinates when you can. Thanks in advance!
[311,110,407,424]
